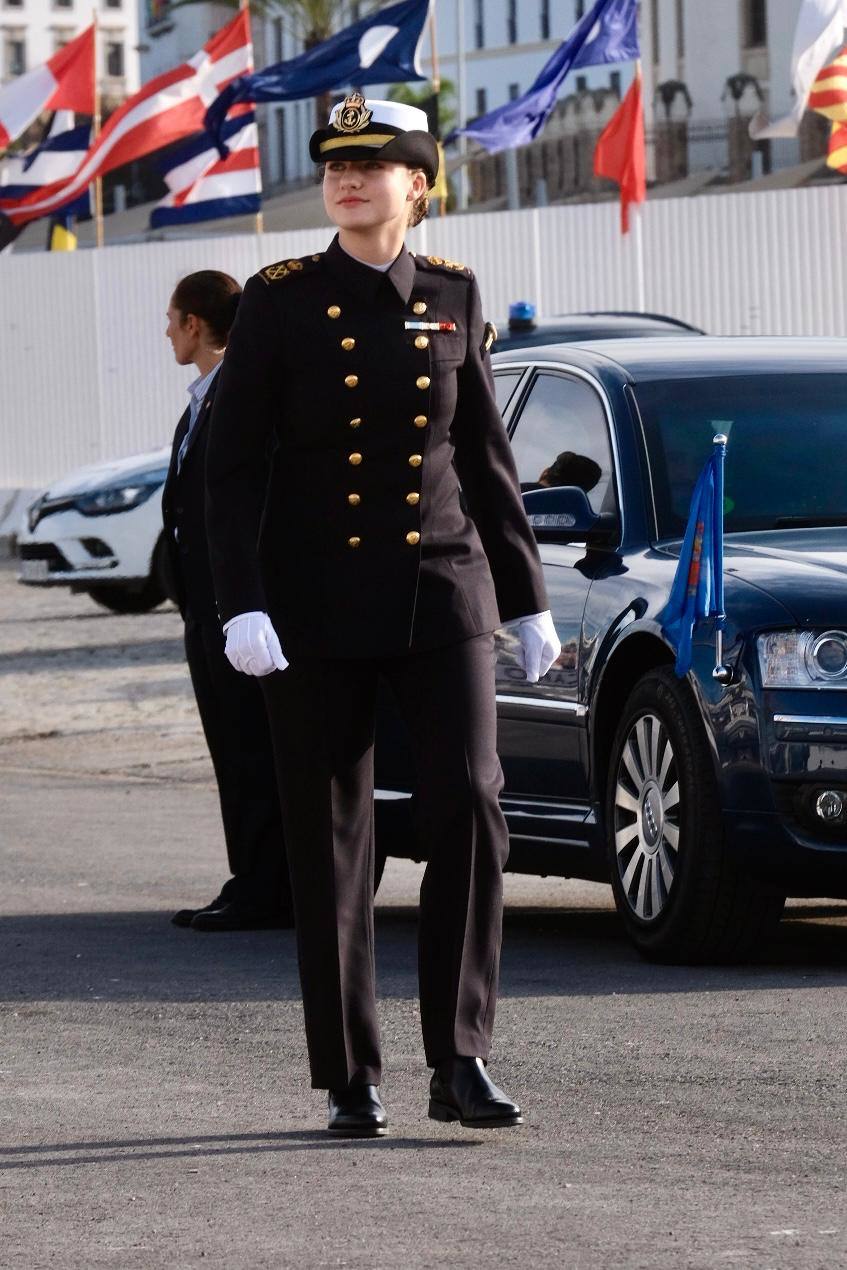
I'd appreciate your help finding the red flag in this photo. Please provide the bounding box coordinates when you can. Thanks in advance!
[0,24,94,151]
[594,69,646,234]
[0,11,251,229]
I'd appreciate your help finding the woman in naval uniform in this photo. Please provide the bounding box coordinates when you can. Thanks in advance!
[205,97,560,1137]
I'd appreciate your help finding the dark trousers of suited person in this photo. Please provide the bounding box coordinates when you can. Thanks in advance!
[260,633,507,1090]
[184,615,290,909]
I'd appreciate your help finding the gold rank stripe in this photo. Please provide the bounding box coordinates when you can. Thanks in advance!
[320,134,397,153]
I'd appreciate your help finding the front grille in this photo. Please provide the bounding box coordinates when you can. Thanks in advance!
[18,542,72,572]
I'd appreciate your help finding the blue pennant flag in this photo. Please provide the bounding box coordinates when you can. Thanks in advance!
[205,0,430,154]
[658,438,728,678]
[454,0,639,154]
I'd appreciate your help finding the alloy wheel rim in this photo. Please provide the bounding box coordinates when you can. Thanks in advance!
[613,712,680,921]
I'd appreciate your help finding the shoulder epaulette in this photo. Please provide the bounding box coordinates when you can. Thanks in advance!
[259,252,323,285]
[418,254,473,279]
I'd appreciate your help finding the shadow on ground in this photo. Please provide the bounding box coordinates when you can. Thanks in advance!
[3,904,846,1006]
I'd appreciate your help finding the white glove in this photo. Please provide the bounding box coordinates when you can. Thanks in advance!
[515,610,561,683]
[222,611,288,676]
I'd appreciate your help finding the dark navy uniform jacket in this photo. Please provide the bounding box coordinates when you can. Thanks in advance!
[205,234,547,660]
[161,373,220,624]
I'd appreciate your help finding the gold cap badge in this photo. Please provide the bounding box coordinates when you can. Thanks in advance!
[333,93,373,135]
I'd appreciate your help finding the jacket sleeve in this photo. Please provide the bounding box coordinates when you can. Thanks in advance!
[451,275,549,623]
[204,274,277,625]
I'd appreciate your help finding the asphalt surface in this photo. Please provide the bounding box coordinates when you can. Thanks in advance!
[2,563,847,1269]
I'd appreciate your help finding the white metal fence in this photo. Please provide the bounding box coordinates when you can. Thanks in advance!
[2,185,847,487]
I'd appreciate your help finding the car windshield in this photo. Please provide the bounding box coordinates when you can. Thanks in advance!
[634,373,847,537]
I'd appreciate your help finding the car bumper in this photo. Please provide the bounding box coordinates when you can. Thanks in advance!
[16,500,160,587]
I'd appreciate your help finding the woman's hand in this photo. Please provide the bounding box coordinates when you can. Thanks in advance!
[515,611,560,683]
[222,611,288,676]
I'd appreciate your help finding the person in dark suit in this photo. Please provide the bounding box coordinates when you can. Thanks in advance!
[162,270,292,932]
[205,100,560,1135]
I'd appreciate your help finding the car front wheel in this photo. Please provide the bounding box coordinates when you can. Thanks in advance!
[605,667,784,963]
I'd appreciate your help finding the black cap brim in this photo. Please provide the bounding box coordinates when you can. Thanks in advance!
[310,128,439,187]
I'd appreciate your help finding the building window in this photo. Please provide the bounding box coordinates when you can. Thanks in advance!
[350,1,360,20]
[104,0,122,9]
[576,75,587,92]
[274,15,284,62]
[473,0,484,50]
[676,0,685,58]
[651,0,660,63]
[743,0,767,48]
[475,87,487,117]
[540,0,550,39]
[610,70,621,96]
[105,39,123,76]
[5,36,25,75]
[507,0,517,44]
[576,0,586,18]
[3,0,24,9]
[509,82,520,101]
[53,28,75,50]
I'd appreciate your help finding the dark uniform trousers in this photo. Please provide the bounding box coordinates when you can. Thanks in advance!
[161,383,290,911]
[261,634,506,1090]
[205,239,549,1090]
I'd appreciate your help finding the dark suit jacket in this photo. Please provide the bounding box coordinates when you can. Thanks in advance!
[205,234,547,659]
[161,371,220,624]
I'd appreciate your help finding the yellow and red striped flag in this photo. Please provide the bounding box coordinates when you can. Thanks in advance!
[809,46,847,173]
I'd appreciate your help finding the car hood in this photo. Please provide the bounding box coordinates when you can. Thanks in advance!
[40,446,171,499]
[664,528,847,627]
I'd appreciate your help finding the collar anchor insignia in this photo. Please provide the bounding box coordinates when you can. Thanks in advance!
[333,92,373,135]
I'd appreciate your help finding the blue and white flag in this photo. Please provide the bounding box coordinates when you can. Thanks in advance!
[658,440,727,678]
[0,110,90,216]
[455,0,639,154]
[150,107,261,229]
[205,0,430,153]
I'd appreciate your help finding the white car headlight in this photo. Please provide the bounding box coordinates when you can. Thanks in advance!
[757,630,847,688]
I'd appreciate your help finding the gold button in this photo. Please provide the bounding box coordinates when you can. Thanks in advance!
[327,305,341,319]
[414,414,428,428]
[349,417,362,429]
[348,493,361,506]
[412,301,427,315]
[406,492,420,506]
[414,335,429,350]
[341,337,356,351]
[408,454,422,467]
[416,376,431,390]
[406,531,421,546]
[348,536,361,548]
[345,374,359,388]
[349,452,362,466]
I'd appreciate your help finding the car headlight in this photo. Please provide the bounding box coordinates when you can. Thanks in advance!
[757,630,847,687]
[74,471,167,517]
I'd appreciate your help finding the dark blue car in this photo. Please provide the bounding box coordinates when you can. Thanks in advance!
[374,337,847,962]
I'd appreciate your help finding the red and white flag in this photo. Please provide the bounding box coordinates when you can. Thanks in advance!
[1,10,251,229]
[0,24,94,152]
[150,103,261,228]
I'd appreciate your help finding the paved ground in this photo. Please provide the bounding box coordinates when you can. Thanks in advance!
[2,563,847,1269]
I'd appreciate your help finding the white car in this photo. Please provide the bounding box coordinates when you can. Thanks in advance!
[17,447,172,613]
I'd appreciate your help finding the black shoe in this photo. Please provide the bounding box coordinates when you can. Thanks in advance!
[171,894,226,928]
[190,901,295,932]
[429,1057,523,1128]
[327,1085,387,1138]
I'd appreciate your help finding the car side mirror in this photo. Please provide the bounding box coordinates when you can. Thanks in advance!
[522,485,618,543]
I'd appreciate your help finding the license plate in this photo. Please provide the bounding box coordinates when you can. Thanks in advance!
[19,559,50,581]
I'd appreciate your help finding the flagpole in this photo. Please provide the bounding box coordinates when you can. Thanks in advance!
[238,0,263,236]
[92,9,104,249]
[633,58,645,309]
[428,0,446,217]
[455,0,468,211]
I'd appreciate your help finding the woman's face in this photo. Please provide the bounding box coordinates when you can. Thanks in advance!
[323,159,426,233]
[166,302,199,366]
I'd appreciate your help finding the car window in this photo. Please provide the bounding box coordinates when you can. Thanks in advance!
[493,370,522,415]
[509,371,615,514]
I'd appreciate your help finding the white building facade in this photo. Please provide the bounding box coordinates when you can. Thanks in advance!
[1,0,140,113]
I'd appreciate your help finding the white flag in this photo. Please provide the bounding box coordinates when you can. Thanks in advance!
[751,0,847,138]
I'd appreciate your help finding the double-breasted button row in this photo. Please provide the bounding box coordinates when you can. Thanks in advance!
[341,337,355,351]
[345,374,359,389]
